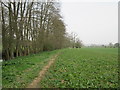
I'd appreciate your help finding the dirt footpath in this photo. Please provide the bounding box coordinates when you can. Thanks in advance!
[27,53,59,88]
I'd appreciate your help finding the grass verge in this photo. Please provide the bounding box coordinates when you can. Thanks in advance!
[2,50,59,88]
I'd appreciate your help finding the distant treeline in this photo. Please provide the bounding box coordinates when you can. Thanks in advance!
[87,43,120,48]
[1,0,82,60]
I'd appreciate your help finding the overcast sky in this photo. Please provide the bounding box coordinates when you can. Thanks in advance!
[60,0,118,45]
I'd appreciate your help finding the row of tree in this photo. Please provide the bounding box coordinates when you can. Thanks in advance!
[87,43,120,48]
[108,43,120,48]
[1,0,82,60]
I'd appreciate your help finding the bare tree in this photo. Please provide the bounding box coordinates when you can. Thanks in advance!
[1,0,80,60]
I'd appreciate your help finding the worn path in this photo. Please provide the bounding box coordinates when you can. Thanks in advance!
[27,53,59,88]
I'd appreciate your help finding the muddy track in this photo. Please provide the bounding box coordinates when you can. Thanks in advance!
[27,53,59,88]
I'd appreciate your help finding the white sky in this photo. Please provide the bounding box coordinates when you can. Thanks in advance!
[60,0,118,45]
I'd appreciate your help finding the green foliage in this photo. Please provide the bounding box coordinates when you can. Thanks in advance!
[40,48,118,88]
[2,50,58,88]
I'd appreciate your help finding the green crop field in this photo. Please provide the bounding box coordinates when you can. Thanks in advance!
[2,48,118,88]
[39,48,118,88]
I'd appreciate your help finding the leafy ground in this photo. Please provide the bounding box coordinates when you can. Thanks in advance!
[39,48,118,88]
[2,48,118,88]
[2,50,59,88]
